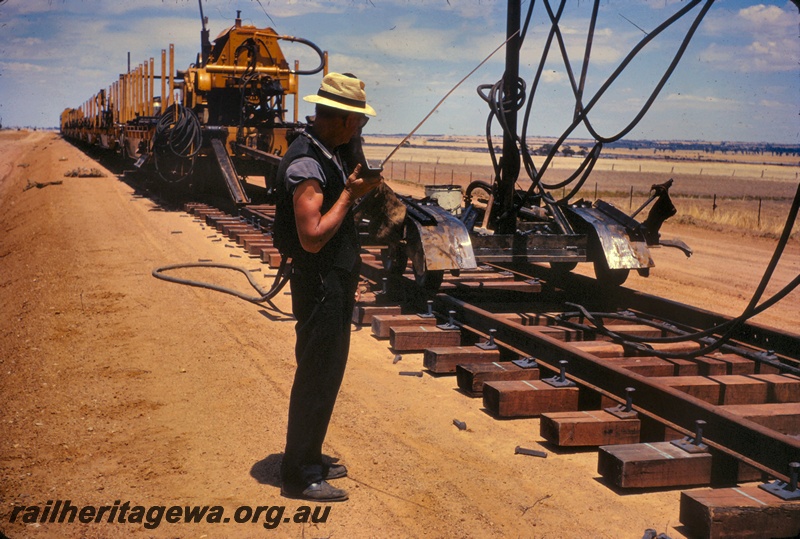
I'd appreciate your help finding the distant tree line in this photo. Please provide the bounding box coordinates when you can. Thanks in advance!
[522,140,799,158]
[606,140,800,157]
[384,135,799,159]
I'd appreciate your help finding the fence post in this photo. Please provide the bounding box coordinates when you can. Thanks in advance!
[629,186,633,209]
[758,198,762,228]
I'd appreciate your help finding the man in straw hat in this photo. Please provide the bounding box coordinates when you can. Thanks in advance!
[274,72,381,502]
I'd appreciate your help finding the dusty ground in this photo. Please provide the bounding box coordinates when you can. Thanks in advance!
[0,130,797,539]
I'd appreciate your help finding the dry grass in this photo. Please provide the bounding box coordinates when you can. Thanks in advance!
[674,198,795,239]
[598,194,796,239]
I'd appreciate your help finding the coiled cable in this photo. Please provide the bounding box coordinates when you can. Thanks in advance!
[153,103,203,182]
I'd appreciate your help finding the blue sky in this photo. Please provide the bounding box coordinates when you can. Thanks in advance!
[1,0,797,143]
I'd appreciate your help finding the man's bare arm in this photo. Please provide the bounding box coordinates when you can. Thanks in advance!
[293,164,382,254]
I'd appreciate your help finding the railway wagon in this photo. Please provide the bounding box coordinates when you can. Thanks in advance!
[60,9,326,206]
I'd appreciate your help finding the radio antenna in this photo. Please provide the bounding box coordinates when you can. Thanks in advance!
[379,29,520,168]
[198,0,211,67]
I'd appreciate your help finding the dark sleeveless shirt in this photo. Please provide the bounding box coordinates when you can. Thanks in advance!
[274,131,360,273]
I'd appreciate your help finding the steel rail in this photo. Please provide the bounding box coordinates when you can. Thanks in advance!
[433,292,799,482]
[490,262,800,363]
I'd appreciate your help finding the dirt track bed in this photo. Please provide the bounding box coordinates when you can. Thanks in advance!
[1,130,797,538]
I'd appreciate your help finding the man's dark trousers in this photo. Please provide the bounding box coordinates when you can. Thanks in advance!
[281,264,359,492]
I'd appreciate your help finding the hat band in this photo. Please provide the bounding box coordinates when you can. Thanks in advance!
[317,89,366,110]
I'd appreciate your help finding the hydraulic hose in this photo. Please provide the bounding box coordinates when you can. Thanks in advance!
[153,103,203,182]
[152,257,291,305]
[154,104,202,159]
[278,35,325,75]
[480,0,715,209]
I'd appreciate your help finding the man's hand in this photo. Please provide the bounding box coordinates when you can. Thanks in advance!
[293,164,383,254]
[344,164,383,202]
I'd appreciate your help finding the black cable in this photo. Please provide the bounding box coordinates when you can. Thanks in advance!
[277,35,325,75]
[234,38,259,77]
[156,104,202,158]
[152,257,291,305]
[465,180,493,201]
[521,1,703,198]
[570,0,714,145]
[557,183,800,361]
[480,0,715,210]
[477,76,527,190]
[153,103,203,182]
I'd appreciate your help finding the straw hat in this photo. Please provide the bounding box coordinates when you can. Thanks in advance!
[303,72,376,116]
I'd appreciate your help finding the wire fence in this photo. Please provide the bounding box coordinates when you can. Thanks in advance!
[382,159,798,236]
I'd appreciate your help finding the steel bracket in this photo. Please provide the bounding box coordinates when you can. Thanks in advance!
[605,387,638,419]
[542,376,576,388]
[671,420,709,454]
[475,329,498,350]
[512,357,538,369]
[437,310,460,331]
[134,152,150,168]
[605,406,638,420]
[759,479,800,501]
[671,437,708,454]
[417,300,436,319]
[543,360,576,387]
[759,462,800,500]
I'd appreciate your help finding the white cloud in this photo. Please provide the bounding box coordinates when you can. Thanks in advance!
[0,0,64,16]
[0,60,48,74]
[541,70,566,84]
[0,0,194,17]
[245,0,344,19]
[699,36,797,73]
[699,3,798,73]
[361,0,502,20]
[758,98,785,108]
[738,4,795,30]
[8,36,44,47]
[663,92,739,109]
[368,25,462,62]
[4,37,50,61]
[364,17,505,65]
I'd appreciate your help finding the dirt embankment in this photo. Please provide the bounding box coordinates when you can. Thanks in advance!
[0,131,797,539]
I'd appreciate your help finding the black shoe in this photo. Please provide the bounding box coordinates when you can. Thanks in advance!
[325,463,348,480]
[281,480,348,502]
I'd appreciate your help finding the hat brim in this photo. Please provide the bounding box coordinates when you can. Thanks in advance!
[304,94,376,116]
